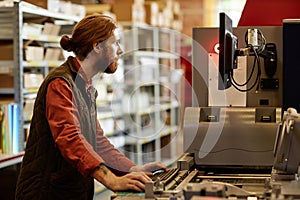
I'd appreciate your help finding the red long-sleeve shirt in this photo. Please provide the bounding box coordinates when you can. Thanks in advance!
[45,59,135,177]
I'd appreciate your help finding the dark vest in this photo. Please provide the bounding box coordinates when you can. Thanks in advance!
[16,57,98,200]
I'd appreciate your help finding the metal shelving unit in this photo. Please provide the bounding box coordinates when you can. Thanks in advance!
[0,1,79,160]
[121,24,183,166]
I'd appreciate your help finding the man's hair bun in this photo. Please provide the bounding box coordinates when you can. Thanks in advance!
[60,34,74,52]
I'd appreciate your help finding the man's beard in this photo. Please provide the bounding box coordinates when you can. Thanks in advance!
[104,60,118,74]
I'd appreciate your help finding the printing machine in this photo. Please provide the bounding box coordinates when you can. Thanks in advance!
[143,106,300,199]
[112,106,300,200]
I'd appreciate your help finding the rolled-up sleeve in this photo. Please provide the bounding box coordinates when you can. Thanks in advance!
[46,78,103,177]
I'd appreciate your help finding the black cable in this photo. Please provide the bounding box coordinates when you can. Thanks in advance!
[229,45,261,92]
[229,29,266,92]
[230,54,257,87]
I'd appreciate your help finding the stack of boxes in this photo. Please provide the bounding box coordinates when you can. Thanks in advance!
[23,22,62,61]
[111,0,182,30]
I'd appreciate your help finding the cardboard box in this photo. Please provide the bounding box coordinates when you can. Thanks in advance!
[24,41,44,61]
[44,48,62,60]
[24,0,48,9]
[24,46,44,61]
[112,0,145,23]
[24,73,44,89]
[0,74,13,88]
[0,41,13,60]
[22,23,43,36]
[42,23,61,36]
[112,0,133,21]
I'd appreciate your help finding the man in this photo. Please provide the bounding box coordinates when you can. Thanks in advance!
[16,14,166,200]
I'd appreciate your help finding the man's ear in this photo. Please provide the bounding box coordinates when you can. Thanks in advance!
[93,43,102,54]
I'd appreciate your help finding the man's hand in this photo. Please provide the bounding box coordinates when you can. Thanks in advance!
[108,171,152,192]
[130,161,168,173]
[92,164,152,192]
